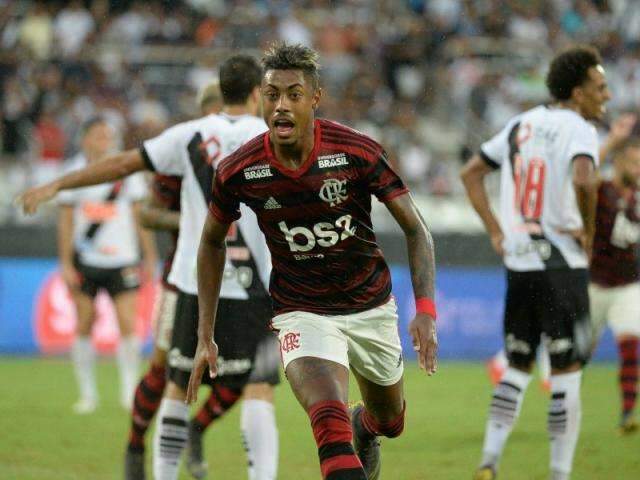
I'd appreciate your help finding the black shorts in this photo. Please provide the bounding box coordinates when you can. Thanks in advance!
[504,268,591,370]
[167,291,272,391]
[73,258,140,298]
[247,332,281,386]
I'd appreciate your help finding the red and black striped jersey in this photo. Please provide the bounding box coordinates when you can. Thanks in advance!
[591,180,640,287]
[152,174,182,290]
[209,119,409,315]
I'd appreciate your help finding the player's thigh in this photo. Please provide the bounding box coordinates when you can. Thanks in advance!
[344,297,404,389]
[504,270,541,369]
[608,283,640,338]
[113,289,138,336]
[544,268,591,370]
[71,289,96,335]
[589,283,613,344]
[166,291,199,395]
[272,310,350,409]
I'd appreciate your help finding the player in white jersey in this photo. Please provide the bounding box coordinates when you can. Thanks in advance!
[56,117,157,414]
[461,46,610,480]
[19,56,279,480]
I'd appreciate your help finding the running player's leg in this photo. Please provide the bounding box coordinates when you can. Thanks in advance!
[475,270,538,480]
[71,286,98,413]
[238,333,281,480]
[274,311,366,480]
[607,283,640,432]
[113,288,142,410]
[544,269,591,480]
[125,287,177,480]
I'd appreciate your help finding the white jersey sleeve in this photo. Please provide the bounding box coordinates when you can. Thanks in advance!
[567,120,599,167]
[480,116,521,169]
[142,123,188,176]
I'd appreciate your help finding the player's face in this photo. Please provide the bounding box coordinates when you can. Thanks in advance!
[618,146,640,187]
[575,65,610,121]
[261,69,320,146]
[83,123,116,160]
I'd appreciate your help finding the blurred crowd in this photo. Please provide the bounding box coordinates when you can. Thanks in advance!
[2,0,640,224]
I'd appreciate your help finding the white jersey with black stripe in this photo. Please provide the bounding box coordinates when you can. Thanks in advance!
[142,112,270,298]
[480,105,599,271]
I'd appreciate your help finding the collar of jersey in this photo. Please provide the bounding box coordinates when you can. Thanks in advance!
[264,119,321,179]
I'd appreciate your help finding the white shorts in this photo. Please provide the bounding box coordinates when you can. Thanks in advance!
[271,297,404,387]
[589,282,640,339]
[152,286,178,351]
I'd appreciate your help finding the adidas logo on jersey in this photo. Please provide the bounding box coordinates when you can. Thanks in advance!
[318,153,348,168]
[264,196,282,209]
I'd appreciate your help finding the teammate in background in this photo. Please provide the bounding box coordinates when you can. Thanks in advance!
[590,133,640,434]
[18,57,279,480]
[461,46,609,480]
[187,43,437,480]
[57,117,157,414]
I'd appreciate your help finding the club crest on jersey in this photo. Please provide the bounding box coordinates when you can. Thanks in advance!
[318,153,348,169]
[319,178,348,206]
[244,164,273,180]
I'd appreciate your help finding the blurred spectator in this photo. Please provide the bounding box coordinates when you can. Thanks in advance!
[54,0,95,58]
[18,3,53,60]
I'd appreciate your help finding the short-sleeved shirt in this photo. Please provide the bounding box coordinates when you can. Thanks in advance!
[57,154,147,268]
[141,112,271,298]
[151,174,182,289]
[480,105,599,271]
[590,181,640,287]
[209,118,409,315]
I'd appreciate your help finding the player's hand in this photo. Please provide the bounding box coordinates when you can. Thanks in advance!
[409,313,438,376]
[61,263,80,289]
[608,113,637,146]
[490,231,505,257]
[559,227,593,260]
[15,182,60,215]
[185,337,218,404]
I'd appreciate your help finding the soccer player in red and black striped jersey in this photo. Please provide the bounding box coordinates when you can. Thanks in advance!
[590,134,640,434]
[186,43,438,480]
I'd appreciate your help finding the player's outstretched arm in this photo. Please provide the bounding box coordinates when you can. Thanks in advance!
[186,212,230,405]
[599,113,637,161]
[460,153,504,256]
[385,193,438,376]
[17,149,146,215]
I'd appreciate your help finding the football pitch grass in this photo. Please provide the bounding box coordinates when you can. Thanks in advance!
[1,359,639,480]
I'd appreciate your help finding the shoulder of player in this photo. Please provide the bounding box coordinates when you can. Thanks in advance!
[318,118,384,162]
[216,132,268,180]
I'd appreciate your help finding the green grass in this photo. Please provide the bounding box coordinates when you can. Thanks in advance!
[0,359,638,479]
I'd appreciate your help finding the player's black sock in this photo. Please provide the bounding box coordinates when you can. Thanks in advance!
[128,364,166,453]
[309,400,366,479]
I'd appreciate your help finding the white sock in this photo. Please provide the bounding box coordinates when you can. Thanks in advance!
[153,398,189,480]
[241,399,279,480]
[71,336,97,402]
[116,335,141,409]
[480,367,532,468]
[549,371,582,478]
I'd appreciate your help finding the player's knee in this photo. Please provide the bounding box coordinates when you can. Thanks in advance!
[243,382,274,402]
[150,346,167,368]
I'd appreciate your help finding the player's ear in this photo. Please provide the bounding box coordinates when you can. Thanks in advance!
[312,87,322,111]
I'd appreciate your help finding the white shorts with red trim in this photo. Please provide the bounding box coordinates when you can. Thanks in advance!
[271,297,404,386]
[152,286,178,351]
[590,282,640,339]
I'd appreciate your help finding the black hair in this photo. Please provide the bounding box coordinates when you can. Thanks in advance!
[219,55,262,105]
[546,46,603,101]
[262,42,320,88]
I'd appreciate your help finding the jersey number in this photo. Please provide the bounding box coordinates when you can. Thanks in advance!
[513,155,546,221]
